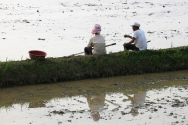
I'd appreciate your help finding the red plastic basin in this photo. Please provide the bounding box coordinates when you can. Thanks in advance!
[29,50,47,60]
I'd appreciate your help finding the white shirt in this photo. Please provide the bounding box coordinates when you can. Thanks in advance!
[133,30,147,50]
[88,35,106,55]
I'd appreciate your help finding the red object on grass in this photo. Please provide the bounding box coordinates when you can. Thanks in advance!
[29,50,47,60]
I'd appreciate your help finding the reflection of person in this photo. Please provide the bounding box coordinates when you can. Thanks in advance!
[123,91,146,117]
[123,22,147,51]
[84,24,106,55]
[87,94,106,122]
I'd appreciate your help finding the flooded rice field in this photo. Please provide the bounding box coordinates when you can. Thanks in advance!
[1,0,188,61]
[1,1,188,124]
[1,70,188,125]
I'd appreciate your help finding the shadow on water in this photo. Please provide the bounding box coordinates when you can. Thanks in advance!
[0,70,188,124]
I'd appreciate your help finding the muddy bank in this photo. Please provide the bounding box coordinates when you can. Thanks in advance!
[0,46,188,88]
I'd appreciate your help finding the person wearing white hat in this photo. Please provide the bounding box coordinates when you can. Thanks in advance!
[123,22,147,51]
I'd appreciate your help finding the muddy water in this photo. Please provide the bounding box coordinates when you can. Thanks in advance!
[1,0,188,61]
[1,70,188,125]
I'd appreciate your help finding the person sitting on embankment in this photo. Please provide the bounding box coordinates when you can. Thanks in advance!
[123,22,147,51]
[84,24,106,55]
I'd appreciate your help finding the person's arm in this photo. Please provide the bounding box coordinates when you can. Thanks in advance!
[123,94,133,102]
[123,37,136,46]
[87,38,94,48]
[124,35,133,39]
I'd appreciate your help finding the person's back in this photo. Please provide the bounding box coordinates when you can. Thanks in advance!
[133,30,147,51]
[90,35,106,55]
[87,94,106,111]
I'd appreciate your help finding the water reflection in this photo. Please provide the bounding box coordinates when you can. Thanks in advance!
[0,70,188,124]
[87,94,106,121]
[123,91,147,117]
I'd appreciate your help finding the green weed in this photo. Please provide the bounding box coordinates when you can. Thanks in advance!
[0,46,188,88]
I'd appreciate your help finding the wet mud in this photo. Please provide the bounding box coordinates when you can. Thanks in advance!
[0,70,188,124]
[0,0,188,61]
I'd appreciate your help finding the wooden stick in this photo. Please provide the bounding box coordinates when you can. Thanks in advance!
[69,43,116,56]
[68,41,150,57]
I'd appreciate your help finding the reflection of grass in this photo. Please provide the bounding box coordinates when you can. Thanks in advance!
[0,80,187,109]
[0,46,188,87]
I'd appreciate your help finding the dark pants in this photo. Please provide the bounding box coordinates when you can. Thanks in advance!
[84,47,93,55]
[124,44,139,51]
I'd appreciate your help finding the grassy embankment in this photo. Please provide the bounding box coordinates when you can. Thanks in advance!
[0,46,188,88]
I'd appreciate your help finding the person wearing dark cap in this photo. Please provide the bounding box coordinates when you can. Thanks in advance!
[123,22,147,51]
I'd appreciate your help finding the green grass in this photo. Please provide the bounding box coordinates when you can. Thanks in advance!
[0,46,188,88]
